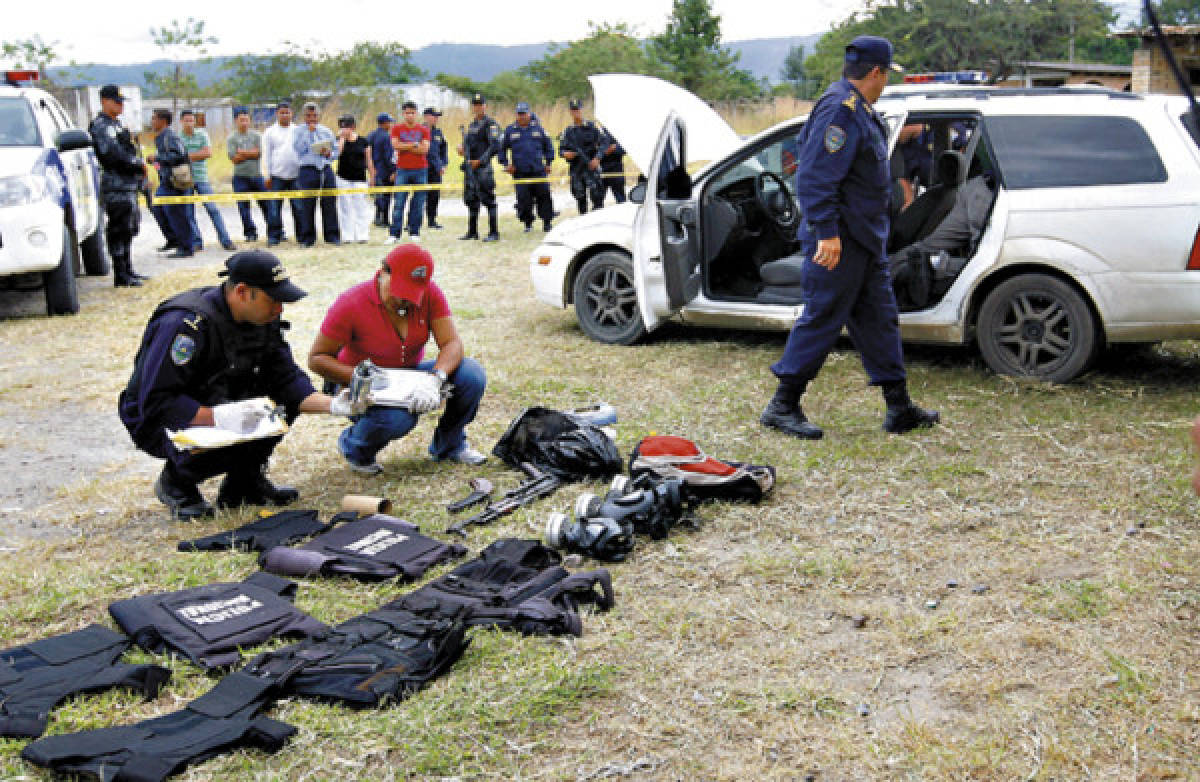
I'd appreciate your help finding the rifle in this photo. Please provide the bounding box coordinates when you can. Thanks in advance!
[445,462,561,537]
[559,126,603,197]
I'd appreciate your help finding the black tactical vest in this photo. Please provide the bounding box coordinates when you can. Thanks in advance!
[259,514,467,582]
[108,571,327,670]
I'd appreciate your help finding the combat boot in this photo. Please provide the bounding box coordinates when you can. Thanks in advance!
[216,468,299,510]
[881,380,940,433]
[760,378,823,440]
[482,207,500,242]
[458,210,480,240]
[154,465,214,521]
[112,252,142,288]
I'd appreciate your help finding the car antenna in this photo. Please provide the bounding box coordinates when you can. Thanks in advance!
[1143,0,1200,149]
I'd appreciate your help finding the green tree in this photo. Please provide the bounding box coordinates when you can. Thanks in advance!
[523,23,663,101]
[805,0,1130,90]
[145,17,218,113]
[1,35,60,73]
[1148,0,1200,24]
[780,44,812,98]
[648,0,761,100]
[312,41,424,95]
[222,45,313,104]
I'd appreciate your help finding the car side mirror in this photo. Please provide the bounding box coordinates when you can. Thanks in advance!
[55,129,93,152]
[629,182,646,204]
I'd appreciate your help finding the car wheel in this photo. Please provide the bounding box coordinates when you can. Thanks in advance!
[44,224,81,316]
[976,273,1097,382]
[572,251,646,345]
[81,212,110,276]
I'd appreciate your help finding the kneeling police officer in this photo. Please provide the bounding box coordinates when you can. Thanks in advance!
[119,251,361,519]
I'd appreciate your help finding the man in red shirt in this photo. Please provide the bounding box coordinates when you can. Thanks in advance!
[307,245,487,474]
[387,101,431,243]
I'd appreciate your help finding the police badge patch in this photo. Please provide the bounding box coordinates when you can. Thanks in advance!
[171,335,196,365]
[825,125,847,154]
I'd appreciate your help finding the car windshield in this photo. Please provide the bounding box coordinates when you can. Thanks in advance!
[0,97,41,147]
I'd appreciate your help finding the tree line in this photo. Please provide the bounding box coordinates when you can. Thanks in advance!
[6,0,1195,110]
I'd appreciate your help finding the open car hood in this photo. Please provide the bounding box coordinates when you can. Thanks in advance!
[589,74,742,172]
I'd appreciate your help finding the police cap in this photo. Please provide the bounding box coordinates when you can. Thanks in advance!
[423,107,441,117]
[845,36,903,72]
[471,93,486,105]
[515,101,531,114]
[377,112,394,123]
[219,250,307,303]
[568,99,582,110]
[99,84,125,103]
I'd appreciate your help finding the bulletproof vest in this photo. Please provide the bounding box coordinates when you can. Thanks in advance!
[563,121,602,161]
[108,571,327,670]
[465,116,499,161]
[393,539,615,637]
[22,669,295,782]
[177,509,346,553]
[127,287,289,408]
[0,624,170,739]
[244,606,468,709]
[260,514,467,582]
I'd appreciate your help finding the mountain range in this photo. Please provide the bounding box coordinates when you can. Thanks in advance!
[48,34,824,89]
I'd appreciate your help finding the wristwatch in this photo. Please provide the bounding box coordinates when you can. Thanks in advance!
[432,368,449,386]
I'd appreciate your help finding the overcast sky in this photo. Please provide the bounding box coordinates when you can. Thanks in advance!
[3,0,1141,67]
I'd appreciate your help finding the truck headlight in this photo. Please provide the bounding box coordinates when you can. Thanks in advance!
[0,174,51,208]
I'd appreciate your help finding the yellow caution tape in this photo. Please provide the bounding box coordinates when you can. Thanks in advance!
[152,172,630,204]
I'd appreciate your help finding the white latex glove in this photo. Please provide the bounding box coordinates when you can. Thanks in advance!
[212,399,274,434]
[408,373,444,414]
[330,388,368,417]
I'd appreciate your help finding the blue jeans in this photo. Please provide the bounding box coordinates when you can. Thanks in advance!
[155,181,195,253]
[186,181,233,248]
[232,175,269,240]
[338,358,487,464]
[266,175,299,242]
[390,168,427,237]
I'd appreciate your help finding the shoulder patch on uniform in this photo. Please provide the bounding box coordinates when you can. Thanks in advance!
[171,334,196,365]
[842,93,857,111]
[824,125,847,154]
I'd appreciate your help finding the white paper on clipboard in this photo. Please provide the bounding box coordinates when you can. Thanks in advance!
[167,397,288,451]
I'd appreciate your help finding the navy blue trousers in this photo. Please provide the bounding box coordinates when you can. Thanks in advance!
[771,235,906,385]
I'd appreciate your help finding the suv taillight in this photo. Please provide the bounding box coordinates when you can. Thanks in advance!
[1189,227,1200,270]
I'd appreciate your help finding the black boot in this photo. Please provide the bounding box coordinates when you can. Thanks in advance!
[543,218,553,231]
[216,467,299,510]
[881,380,940,433]
[154,465,214,520]
[458,210,480,240]
[112,252,142,288]
[760,378,823,439]
[482,207,500,242]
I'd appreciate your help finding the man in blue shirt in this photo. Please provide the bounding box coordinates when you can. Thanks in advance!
[499,102,555,232]
[368,112,395,226]
[761,35,939,439]
[292,102,340,247]
[145,108,197,259]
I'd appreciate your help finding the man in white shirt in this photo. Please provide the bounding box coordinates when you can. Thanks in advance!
[261,100,301,246]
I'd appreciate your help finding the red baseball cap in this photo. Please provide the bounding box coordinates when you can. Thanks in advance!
[383,244,435,306]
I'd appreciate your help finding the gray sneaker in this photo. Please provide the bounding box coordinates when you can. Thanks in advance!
[442,445,487,466]
[343,452,383,475]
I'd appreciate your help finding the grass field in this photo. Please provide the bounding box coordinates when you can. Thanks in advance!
[1,215,1198,780]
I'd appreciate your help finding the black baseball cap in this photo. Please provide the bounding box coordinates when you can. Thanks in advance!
[219,250,307,302]
[99,84,125,103]
[568,99,582,110]
[423,107,441,117]
[338,114,356,127]
[471,93,486,105]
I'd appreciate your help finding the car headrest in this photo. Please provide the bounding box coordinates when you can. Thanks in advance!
[936,149,967,186]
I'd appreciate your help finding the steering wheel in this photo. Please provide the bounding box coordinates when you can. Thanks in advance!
[754,171,801,234]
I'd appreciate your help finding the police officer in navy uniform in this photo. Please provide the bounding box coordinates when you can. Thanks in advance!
[559,99,604,214]
[118,251,361,519]
[423,108,448,229]
[499,102,555,233]
[368,112,396,226]
[88,85,149,287]
[761,36,939,439]
[597,127,626,206]
[458,93,502,242]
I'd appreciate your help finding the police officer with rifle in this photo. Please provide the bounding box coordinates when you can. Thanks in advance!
[559,99,604,215]
[457,93,502,242]
[88,84,150,287]
[118,251,363,520]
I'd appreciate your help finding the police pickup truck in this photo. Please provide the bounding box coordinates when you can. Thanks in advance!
[0,71,108,315]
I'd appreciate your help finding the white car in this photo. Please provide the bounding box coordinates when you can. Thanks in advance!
[531,74,1200,382]
[0,73,107,315]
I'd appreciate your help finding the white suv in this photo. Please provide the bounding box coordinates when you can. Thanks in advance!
[0,74,107,315]
[531,75,1200,382]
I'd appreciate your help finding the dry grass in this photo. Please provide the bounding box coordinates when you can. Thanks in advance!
[1,218,1199,780]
